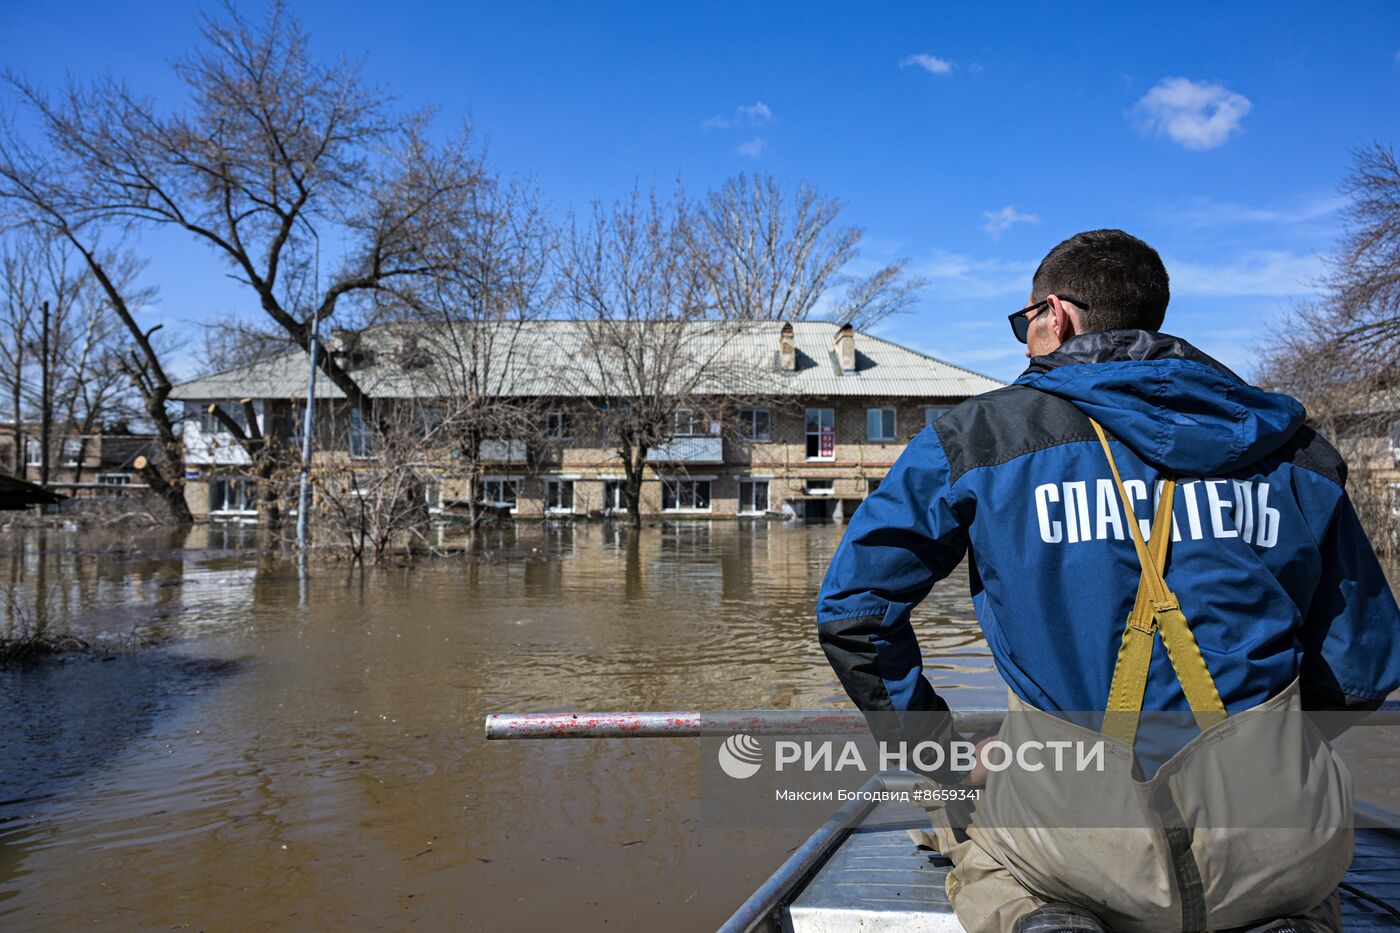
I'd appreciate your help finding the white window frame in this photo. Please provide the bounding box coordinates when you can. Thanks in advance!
[738,478,770,515]
[739,407,772,442]
[348,408,377,460]
[806,479,834,496]
[482,477,520,513]
[601,479,626,512]
[61,437,85,466]
[24,438,40,466]
[661,477,713,513]
[544,477,575,514]
[208,476,257,515]
[545,409,572,440]
[924,406,953,429]
[673,409,712,438]
[805,408,835,461]
[866,407,897,442]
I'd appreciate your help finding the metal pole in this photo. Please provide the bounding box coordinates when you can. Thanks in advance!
[718,770,923,933]
[485,705,1400,740]
[484,709,1006,740]
[296,225,320,574]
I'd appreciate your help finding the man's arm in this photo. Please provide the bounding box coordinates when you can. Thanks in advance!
[816,429,971,763]
[1299,487,1400,734]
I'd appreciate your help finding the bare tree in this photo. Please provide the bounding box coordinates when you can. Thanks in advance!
[0,122,192,520]
[0,235,38,475]
[407,178,556,528]
[693,174,927,329]
[561,189,755,528]
[310,401,435,562]
[4,1,486,426]
[39,237,131,485]
[0,229,134,486]
[1258,141,1400,553]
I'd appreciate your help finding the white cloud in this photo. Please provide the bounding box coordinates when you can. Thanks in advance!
[736,138,766,158]
[912,249,1036,300]
[1133,77,1252,150]
[1167,250,1324,297]
[737,101,772,123]
[703,100,774,132]
[982,205,1041,239]
[900,53,955,76]
[1167,194,1346,232]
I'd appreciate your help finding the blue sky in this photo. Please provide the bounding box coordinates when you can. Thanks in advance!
[2,1,1398,383]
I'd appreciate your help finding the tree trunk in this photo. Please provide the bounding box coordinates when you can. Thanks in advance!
[71,435,89,486]
[623,444,646,529]
[139,442,193,524]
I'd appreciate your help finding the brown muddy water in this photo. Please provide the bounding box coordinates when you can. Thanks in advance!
[0,523,1395,931]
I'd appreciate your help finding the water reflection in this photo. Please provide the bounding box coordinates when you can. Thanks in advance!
[2,522,1386,930]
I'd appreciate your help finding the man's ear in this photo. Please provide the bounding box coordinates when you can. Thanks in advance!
[1049,295,1077,341]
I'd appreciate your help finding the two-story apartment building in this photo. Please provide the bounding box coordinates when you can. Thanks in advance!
[168,321,1003,522]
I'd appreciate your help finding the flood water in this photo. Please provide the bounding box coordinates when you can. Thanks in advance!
[0,523,1394,931]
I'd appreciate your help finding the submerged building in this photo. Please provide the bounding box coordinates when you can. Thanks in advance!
[168,321,1003,522]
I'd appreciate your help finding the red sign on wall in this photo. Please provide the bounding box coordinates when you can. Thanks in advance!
[819,425,835,458]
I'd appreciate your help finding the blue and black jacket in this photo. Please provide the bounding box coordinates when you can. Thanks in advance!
[817,330,1400,766]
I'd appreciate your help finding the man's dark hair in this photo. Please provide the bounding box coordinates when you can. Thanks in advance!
[1031,229,1170,332]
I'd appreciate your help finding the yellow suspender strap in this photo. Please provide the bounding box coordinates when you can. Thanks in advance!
[1089,419,1227,746]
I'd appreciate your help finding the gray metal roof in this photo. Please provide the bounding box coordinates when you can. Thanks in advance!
[169,320,1004,401]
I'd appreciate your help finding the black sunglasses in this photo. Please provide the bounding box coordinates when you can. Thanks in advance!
[1008,296,1089,344]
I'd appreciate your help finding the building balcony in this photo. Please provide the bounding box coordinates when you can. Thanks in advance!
[647,436,724,464]
[480,439,529,463]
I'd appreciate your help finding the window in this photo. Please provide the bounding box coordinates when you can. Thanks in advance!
[739,407,772,442]
[24,439,40,466]
[602,480,626,512]
[209,476,253,513]
[924,407,953,429]
[416,406,444,441]
[97,473,132,486]
[662,478,711,511]
[866,408,896,442]
[192,401,253,435]
[61,438,85,465]
[867,477,882,495]
[738,479,769,514]
[348,408,378,459]
[805,408,835,460]
[289,404,306,446]
[545,410,573,439]
[545,478,574,513]
[806,479,834,495]
[595,401,631,442]
[673,409,712,437]
[482,478,519,511]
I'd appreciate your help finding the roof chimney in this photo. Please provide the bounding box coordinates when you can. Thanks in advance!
[835,323,856,373]
[779,322,796,371]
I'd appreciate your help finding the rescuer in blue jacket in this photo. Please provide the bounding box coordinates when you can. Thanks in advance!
[817,229,1400,933]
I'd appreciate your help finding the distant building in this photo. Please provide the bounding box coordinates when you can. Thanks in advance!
[169,321,1004,522]
[0,423,156,499]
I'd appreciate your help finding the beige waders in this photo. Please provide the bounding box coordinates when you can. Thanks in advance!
[913,420,1354,932]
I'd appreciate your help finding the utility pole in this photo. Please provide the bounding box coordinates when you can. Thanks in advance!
[296,223,320,576]
[38,299,49,488]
